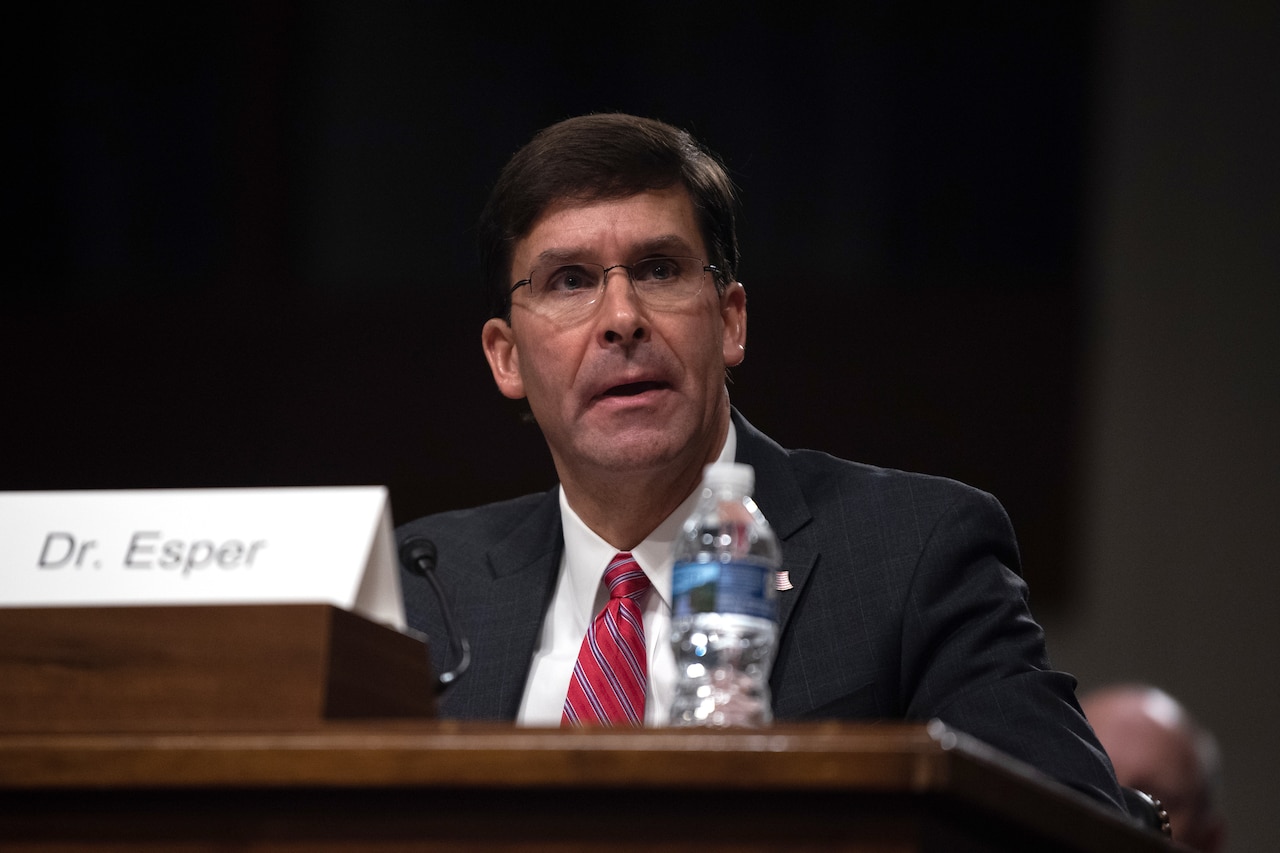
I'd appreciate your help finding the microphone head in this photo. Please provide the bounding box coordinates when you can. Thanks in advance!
[398,536,437,576]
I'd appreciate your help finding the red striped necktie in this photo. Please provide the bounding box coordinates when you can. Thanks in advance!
[562,552,651,726]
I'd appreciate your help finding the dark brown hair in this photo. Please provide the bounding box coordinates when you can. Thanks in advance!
[479,113,740,320]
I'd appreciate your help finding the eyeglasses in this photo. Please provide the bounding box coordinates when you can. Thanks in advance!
[509,256,719,324]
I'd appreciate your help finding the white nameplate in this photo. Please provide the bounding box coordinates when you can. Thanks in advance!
[0,487,404,630]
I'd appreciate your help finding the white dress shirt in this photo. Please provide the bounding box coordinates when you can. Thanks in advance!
[516,423,737,726]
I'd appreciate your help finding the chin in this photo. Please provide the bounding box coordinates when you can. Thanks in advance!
[578,431,687,473]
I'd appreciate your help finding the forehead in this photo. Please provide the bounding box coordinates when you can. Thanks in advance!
[512,186,705,273]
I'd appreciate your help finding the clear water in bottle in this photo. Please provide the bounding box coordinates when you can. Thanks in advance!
[670,462,780,727]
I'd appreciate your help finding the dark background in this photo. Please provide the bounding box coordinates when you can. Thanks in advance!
[7,2,1098,607]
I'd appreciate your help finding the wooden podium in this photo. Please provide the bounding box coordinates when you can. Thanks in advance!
[0,606,1176,852]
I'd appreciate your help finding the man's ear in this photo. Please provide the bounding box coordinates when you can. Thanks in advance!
[482,317,526,400]
[720,281,747,367]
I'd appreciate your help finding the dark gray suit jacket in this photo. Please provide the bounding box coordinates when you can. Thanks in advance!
[397,410,1125,811]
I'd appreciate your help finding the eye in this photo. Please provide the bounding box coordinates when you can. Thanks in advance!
[634,257,685,283]
[541,264,600,295]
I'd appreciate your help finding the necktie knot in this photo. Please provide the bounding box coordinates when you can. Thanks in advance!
[604,552,649,602]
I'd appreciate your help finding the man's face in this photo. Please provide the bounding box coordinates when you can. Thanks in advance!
[481,186,746,486]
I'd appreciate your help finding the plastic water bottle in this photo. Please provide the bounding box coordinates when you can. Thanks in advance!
[669,462,780,727]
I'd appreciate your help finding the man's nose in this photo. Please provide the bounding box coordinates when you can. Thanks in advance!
[596,266,648,344]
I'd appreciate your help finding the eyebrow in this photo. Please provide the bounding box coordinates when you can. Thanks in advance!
[530,234,701,267]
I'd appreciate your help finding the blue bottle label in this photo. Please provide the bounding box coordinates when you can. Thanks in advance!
[672,558,777,621]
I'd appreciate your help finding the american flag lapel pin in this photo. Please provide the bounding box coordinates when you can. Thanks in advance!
[776,570,794,591]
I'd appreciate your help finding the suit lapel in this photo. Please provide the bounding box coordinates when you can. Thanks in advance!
[732,410,819,634]
[448,490,563,720]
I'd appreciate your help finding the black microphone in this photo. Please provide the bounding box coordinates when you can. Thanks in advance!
[399,536,471,694]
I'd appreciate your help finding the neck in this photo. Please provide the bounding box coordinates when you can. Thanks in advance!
[563,467,702,551]
[557,418,729,551]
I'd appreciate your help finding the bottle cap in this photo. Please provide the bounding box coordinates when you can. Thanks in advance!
[702,462,755,493]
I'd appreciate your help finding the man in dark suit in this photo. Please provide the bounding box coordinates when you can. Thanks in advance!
[397,113,1125,812]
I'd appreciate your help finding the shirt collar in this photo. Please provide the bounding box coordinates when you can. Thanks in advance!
[559,421,737,614]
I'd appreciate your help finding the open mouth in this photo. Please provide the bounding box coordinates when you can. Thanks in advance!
[602,381,666,397]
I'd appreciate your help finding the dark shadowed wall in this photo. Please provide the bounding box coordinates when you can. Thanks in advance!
[8,2,1097,606]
